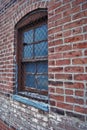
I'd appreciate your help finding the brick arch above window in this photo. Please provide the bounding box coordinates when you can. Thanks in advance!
[15,8,48,29]
[13,0,49,26]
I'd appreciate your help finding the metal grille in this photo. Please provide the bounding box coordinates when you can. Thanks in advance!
[21,23,48,94]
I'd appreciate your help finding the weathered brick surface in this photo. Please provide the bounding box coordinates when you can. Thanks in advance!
[0,0,87,130]
[48,0,87,119]
[0,94,87,130]
[0,118,15,130]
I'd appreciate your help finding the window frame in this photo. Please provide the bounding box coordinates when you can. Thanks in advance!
[16,9,48,99]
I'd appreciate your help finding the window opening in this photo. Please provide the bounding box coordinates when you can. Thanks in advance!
[17,10,48,103]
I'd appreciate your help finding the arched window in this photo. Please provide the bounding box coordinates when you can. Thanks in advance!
[16,9,48,103]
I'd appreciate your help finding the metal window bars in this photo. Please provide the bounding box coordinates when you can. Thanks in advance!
[18,18,48,101]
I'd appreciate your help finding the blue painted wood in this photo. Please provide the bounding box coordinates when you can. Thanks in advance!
[12,95,49,112]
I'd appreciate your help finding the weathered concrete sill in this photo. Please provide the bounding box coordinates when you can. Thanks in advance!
[12,95,49,111]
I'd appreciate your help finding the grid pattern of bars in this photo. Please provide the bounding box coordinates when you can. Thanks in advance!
[21,24,48,93]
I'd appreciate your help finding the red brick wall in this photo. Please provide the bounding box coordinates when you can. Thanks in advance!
[0,0,87,129]
[48,0,87,116]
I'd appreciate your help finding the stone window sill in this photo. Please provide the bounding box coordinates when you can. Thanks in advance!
[12,95,49,111]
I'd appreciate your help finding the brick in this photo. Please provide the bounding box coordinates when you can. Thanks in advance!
[57,102,73,110]
[63,30,71,37]
[64,18,87,30]
[75,90,84,97]
[55,74,72,80]
[72,0,86,7]
[49,87,55,93]
[48,60,55,66]
[50,107,64,115]
[55,4,71,14]
[63,0,70,4]
[66,96,84,105]
[83,25,87,32]
[74,98,84,105]
[0,0,87,128]
[50,94,64,102]
[49,1,62,11]
[82,3,87,10]
[73,42,87,49]
[55,16,71,26]
[72,11,87,20]
[49,81,63,87]
[63,6,80,17]
[55,32,63,39]
[65,82,84,89]
[66,111,85,121]
[48,24,62,34]
[64,35,83,43]
[56,88,64,94]
[72,27,82,34]
[49,39,63,47]
[49,67,63,72]
[65,89,73,95]
[48,21,55,29]
[48,74,54,79]
[72,58,87,64]
[50,100,56,106]
[86,67,87,72]
[63,50,82,58]
[74,74,87,80]
[48,34,54,41]
[85,34,87,40]
[49,53,63,60]
[75,106,87,114]
[56,59,70,66]
[64,66,84,73]
[49,13,62,23]
[55,45,72,52]
[66,96,74,103]
[48,47,54,53]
